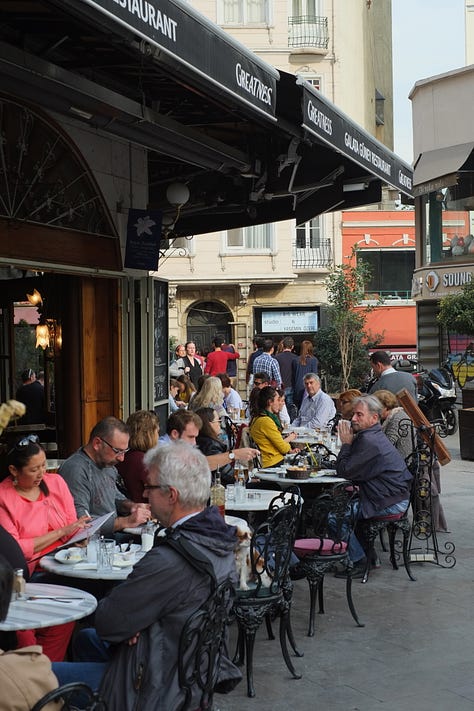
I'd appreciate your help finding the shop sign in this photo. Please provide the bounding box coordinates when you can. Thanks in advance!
[302,87,413,195]
[125,209,162,270]
[413,267,474,298]
[261,309,318,333]
[77,0,277,118]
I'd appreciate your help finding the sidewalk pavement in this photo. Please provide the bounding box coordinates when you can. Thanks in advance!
[220,433,474,711]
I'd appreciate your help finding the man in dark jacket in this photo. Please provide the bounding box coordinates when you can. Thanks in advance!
[335,394,412,576]
[53,441,240,709]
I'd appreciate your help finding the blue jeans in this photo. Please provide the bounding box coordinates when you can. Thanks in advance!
[52,628,111,693]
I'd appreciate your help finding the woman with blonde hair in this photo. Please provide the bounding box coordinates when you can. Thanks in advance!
[117,410,160,502]
[292,340,319,408]
[188,376,226,418]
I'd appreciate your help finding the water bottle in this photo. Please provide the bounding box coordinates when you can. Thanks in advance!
[235,460,246,503]
[210,472,226,517]
[87,532,100,564]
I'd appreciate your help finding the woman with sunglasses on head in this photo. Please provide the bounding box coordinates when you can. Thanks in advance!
[0,435,90,660]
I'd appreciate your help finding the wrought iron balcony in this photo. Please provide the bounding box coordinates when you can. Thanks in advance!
[292,239,333,270]
[288,15,329,49]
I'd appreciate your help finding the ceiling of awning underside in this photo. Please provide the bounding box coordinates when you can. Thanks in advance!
[0,0,388,236]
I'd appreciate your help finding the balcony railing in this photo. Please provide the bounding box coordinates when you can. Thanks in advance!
[292,240,333,269]
[288,15,329,49]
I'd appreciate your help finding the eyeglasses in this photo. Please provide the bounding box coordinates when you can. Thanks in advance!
[99,437,130,455]
[8,434,40,454]
[253,381,263,386]
[143,484,168,491]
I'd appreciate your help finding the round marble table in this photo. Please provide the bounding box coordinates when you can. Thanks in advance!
[0,582,97,632]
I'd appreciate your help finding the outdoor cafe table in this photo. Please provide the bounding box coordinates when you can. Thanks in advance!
[256,468,346,487]
[225,488,280,513]
[0,583,97,632]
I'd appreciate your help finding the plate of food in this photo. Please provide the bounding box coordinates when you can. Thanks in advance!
[54,548,85,565]
[112,553,134,568]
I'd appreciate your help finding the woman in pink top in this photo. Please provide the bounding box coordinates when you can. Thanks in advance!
[0,435,89,660]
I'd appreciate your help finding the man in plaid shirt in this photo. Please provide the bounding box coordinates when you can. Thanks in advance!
[252,339,282,388]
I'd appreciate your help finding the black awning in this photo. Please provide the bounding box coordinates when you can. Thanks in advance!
[413,142,474,197]
[68,0,278,121]
[300,81,413,197]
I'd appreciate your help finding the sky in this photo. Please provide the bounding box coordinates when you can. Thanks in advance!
[392,0,465,163]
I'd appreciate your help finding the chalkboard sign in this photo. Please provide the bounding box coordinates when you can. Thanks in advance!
[153,279,168,405]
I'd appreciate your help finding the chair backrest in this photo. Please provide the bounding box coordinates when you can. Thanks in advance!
[238,426,262,469]
[310,484,358,551]
[177,577,235,711]
[31,682,107,711]
[250,489,302,595]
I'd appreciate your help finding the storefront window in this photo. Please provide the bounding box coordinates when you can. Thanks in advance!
[424,189,474,265]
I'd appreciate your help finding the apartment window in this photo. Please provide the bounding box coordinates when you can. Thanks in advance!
[358,250,415,299]
[225,224,273,250]
[293,217,332,268]
[288,0,328,49]
[219,0,270,25]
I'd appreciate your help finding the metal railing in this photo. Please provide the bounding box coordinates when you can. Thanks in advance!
[288,15,329,49]
[292,240,333,269]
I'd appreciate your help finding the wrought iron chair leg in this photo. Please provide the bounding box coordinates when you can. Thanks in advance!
[265,613,275,640]
[345,576,364,627]
[361,539,375,584]
[318,575,325,614]
[285,605,304,658]
[402,529,417,581]
[388,525,399,570]
[232,626,245,666]
[379,528,388,552]
[307,578,320,637]
[279,611,302,680]
[243,626,258,698]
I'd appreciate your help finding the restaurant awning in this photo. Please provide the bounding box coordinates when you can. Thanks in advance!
[63,0,278,122]
[412,141,474,197]
[0,1,414,239]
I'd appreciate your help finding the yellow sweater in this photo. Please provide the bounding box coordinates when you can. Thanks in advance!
[249,414,292,468]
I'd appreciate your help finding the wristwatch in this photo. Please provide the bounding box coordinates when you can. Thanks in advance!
[228,451,235,461]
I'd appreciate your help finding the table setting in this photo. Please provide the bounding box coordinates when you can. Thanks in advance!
[40,540,145,581]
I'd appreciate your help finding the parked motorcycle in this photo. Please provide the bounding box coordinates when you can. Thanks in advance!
[394,359,458,437]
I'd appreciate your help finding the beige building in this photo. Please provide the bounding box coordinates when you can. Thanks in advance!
[156,0,396,392]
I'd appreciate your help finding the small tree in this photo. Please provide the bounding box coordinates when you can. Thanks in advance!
[437,280,474,337]
[315,248,382,393]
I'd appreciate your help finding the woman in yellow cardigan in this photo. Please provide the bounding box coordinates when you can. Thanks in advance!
[249,386,299,468]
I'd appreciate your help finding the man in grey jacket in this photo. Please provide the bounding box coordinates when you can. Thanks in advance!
[53,441,240,710]
[368,350,418,401]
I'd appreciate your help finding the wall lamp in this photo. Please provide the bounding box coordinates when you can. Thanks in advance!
[27,289,43,306]
[162,182,190,237]
[35,318,60,351]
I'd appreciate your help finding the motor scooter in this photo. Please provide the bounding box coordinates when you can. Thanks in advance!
[402,361,458,437]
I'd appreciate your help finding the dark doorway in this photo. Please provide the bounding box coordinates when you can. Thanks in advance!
[187,301,233,357]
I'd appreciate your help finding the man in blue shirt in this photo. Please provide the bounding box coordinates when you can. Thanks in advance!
[292,373,336,428]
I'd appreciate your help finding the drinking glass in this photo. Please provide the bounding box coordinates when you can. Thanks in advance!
[97,538,115,571]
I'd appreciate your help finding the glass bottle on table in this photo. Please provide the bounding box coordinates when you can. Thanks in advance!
[210,471,226,518]
[234,460,247,503]
[12,568,26,600]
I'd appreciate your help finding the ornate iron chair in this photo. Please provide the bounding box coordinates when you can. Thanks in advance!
[358,444,418,585]
[31,682,107,710]
[178,578,237,711]
[293,484,364,637]
[232,488,303,697]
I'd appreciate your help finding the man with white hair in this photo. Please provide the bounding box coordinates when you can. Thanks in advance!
[53,441,240,708]
[292,373,336,428]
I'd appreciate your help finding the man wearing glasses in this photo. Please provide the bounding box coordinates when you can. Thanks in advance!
[59,416,151,536]
[52,442,240,707]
